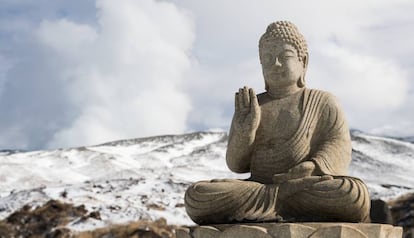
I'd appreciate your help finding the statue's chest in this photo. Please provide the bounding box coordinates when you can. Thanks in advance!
[258,98,302,142]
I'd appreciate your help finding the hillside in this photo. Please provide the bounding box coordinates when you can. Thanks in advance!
[0,130,413,231]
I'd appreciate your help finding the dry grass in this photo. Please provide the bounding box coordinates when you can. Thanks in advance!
[76,218,175,238]
[0,199,177,238]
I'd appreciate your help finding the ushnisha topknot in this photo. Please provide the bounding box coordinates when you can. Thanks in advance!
[259,21,308,61]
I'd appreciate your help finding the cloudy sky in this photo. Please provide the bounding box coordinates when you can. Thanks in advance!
[0,0,413,150]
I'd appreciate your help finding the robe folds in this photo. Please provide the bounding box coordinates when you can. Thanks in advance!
[185,89,371,224]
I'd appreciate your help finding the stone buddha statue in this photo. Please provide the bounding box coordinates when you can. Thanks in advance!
[185,21,370,224]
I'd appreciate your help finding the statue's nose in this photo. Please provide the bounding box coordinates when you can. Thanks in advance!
[274,57,282,67]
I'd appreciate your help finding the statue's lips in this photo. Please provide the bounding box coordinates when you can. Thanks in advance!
[266,71,285,79]
[267,70,284,75]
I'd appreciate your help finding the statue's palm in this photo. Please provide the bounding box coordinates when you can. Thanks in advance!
[233,87,261,134]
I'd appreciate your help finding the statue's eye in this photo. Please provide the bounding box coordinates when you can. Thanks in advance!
[280,50,296,60]
[280,53,295,60]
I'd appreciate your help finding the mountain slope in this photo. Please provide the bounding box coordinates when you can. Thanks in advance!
[350,130,414,198]
[0,130,413,230]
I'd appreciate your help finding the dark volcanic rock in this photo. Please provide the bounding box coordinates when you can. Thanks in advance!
[370,199,393,224]
[0,200,88,237]
[0,199,177,238]
[389,193,414,238]
[77,218,175,238]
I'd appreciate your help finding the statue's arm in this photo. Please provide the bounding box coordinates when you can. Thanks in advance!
[226,119,255,173]
[226,87,261,173]
[309,93,352,176]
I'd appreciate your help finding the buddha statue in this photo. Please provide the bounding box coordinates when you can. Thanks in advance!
[185,21,370,224]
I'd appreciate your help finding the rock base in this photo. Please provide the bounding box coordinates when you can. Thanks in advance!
[176,223,402,238]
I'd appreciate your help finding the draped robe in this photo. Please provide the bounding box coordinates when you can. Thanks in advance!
[185,88,370,224]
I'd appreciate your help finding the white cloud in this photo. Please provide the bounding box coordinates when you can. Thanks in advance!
[34,0,194,148]
[36,19,98,59]
[1,0,414,149]
[316,44,409,111]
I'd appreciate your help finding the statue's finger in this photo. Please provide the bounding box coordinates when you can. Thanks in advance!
[249,88,259,114]
[249,88,259,106]
[321,175,334,180]
[238,88,244,109]
[302,176,325,183]
[243,86,250,108]
[235,93,240,112]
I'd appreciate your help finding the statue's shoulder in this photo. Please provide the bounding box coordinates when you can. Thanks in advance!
[304,88,332,97]
[304,88,343,112]
[304,88,338,103]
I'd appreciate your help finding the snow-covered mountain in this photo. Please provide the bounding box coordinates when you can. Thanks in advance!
[349,130,414,198]
[0,130,413,231]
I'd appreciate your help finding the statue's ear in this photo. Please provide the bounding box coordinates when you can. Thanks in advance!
[302,53,309,69]
[298,53,308,88]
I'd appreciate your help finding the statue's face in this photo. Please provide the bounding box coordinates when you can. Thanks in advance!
[260,40,305,90]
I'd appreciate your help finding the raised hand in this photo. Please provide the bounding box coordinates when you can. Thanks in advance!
[226,86,261,173]
[232,86,261,135]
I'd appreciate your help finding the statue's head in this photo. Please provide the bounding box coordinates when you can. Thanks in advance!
[259,21,308,91]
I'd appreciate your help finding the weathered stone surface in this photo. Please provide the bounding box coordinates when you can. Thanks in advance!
[176,227,192,238]
[177,223,403,238]
[193,226,220,238]
[308,225,367,238]
[267,223,316,238]
[218,225,271,238]
[184,20,370,225]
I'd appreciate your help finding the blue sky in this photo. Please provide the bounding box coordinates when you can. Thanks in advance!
[0,0,413,150]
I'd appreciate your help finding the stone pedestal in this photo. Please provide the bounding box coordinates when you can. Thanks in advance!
[176,223,402,238]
